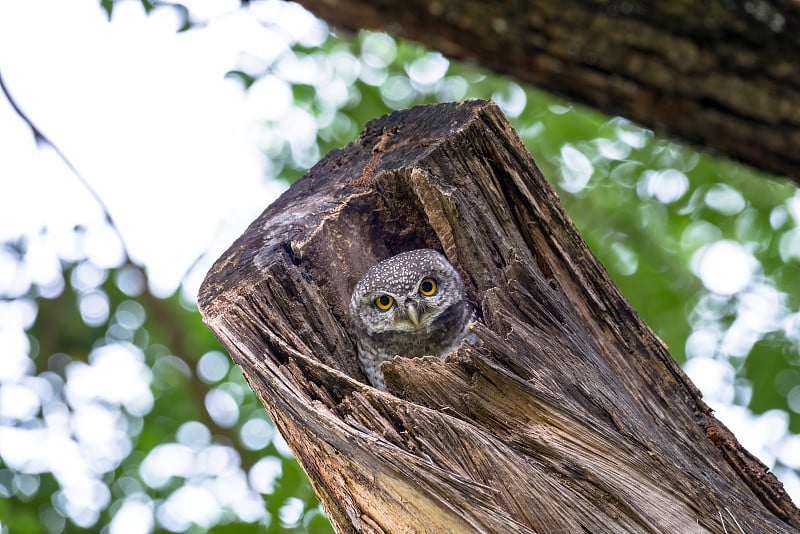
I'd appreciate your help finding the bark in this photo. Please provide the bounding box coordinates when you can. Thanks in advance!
[294,0,800,182]
[198,100,799,533]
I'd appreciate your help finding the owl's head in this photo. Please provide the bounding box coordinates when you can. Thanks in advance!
[349,249,467,335]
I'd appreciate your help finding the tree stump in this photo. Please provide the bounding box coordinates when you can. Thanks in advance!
[198,100,799,533]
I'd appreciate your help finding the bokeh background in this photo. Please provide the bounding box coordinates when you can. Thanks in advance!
[1,1,799,532]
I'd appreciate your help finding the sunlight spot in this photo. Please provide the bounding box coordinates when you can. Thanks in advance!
[491,17,508,33]
[280,108,319,158]
[13,473,40,498]
[0,383,40,420]
[380,76,415,108]
[713,406,787,468]
[316,78,350,110]
[196,445,239,477]
[329,51,360,85]
[84,224,125,269]
[774,368,800,397]
[705,184,745,215]
[71,403,130,472]
[774,467,800,504]
[783,312,800,346]
[109,495,154,534]
[197,351,230,384]
[0,330,33,382]
[71,261,107,292]
[787,192,800,223]
[78,290,109,327]
[39,506,66,533]
[436,76,468,102]
[685,329,719,360]
[115,476,144,497]
[214,471,265,521]
[720,283,785,357]
[611,117,650,148]
[248,457,282,494]
[778,434,800,468]
[0,299,37,331]
[205,388,239,428]
[157,483,220,531]
[609,241,638,276]
[0,249,32,298]
[115,300,146,331]
[770,205,789,229]
[558,145,594,193]
[55,478,110,528]
[240,417,274,450]
[684,356,734,406]
[176,421,211,450]
[25,235,63,296]
[65,343,154,416]
[492,82,526,118]
[115,265,146,297]
[594,138,631,161]
[407,52,448,89]
[548,104,572,115]
[151,354,192,391]
[140,443,194,489]
[638,169,689,204]
[361,32,397,69]
[779,228,800,263]
[358,62,388,86]
[692,240,757,295]
[273,0,327,47]
[272,431,294,458]
[279,497,304,527]
[788,385,800,414]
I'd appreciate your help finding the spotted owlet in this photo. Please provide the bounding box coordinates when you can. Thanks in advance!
[349,249,475,389]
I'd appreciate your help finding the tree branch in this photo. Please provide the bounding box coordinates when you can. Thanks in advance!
[0,68,132,262]
[294,0,800,182]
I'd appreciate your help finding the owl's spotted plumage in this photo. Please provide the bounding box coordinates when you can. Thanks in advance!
[349,249,475,389]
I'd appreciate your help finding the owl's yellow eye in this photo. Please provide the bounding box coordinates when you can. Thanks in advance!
[419,278,437,296]
[374,294,394,311]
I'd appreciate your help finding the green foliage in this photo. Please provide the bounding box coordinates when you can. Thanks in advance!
[99,0,192,30]
[3,3,799,533]
[0,251,332,533]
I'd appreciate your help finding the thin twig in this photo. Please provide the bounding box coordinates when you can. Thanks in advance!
[0,67,132,263]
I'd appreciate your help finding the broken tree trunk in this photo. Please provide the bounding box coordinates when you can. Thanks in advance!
[198,100,799,533]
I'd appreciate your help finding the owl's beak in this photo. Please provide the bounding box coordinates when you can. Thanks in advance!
[405,302,420,326]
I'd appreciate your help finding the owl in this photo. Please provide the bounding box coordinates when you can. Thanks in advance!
[349,249,475,389]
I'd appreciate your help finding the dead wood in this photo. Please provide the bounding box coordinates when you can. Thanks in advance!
[198,100,799,533]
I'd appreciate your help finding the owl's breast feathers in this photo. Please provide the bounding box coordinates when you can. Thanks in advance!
[356,299,476,389]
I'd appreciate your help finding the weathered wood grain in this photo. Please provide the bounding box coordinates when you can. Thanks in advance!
[198,100,799,533]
